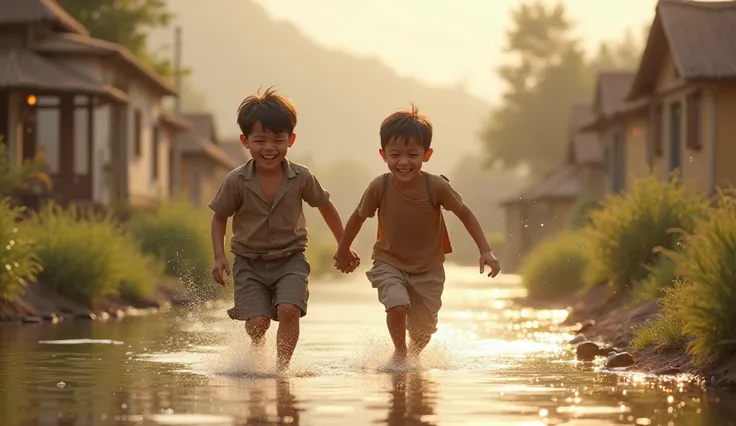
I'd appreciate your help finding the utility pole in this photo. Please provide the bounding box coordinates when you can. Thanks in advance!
[172,26,183,192]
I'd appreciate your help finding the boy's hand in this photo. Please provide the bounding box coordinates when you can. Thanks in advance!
[480,251,501,278]
[333,249,360,274]
[212,256,231,286]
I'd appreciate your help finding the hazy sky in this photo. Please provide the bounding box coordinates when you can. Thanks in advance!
[250,0,659,103]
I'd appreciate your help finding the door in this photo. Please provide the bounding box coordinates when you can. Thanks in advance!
[669,101,683,177]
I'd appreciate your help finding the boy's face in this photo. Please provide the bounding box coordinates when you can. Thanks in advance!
[379,136,433,183]
[240,122,295,172]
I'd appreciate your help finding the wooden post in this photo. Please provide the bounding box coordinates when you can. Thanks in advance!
[58,95,75,199]
[87,96,94,200]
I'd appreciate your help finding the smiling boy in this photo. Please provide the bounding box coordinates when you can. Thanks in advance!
[209,87,358,371]
[333,104,500,362]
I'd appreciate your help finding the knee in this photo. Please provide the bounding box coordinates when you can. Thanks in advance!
[277,304,301,323]
[387,305,408,317]
[246,316,270,335]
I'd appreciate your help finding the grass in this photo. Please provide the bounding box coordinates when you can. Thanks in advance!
[583,174,707,292]
[26,203,162,306]
[670,193,736,365]
[631,279,689,353]
[130,197,225,300]
[520,231,589,301]
[0,198,41,301]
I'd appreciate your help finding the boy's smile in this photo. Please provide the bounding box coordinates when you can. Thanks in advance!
[241,122,296,172]
[380,137,433,184]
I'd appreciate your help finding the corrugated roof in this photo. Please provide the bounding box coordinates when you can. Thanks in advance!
[629,0,736,100]
[32,33,176,96]
[569,103,603,164]
[0,0,88,35]
[0,48,127,103]
[500,164,581,204]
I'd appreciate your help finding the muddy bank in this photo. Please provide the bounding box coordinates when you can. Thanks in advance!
[0,280,194,324]
[520,284,736,387]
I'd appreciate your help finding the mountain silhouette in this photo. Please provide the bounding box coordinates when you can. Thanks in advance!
[150,0,491,173]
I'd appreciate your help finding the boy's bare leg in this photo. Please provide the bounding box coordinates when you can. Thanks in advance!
[408,332,431,356]
[276,304,301,371]
[246,316,270,346]
[386,306,409,360]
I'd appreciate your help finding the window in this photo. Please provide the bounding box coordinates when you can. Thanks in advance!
[151,125,159,181]
[669,101,683,175]
[134,109,142,157]
[652,103,664,158]
[686,90,702,150]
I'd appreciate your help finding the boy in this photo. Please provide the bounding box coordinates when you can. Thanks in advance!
[333,104,500,362]
[209,87,358,371]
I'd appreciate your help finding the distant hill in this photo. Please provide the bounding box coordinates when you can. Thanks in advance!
[150,0,491,174]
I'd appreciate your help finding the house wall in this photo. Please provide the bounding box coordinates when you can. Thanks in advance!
[649,52,713,195]
[714,83,736,191]
[625,116,649,188]
[181,155,230,209]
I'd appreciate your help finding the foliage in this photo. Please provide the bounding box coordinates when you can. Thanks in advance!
[671,194,736,364]
[58,0,180,78]
[481,1,645,175]
[0,143,52,197]
[631,279,689,353]
[520,231,589,301]
[583,175,707,291]
[130,197,224,300]
[26,203,161,306]
[630,256,678,306]
[0,199,41,301]
[568,195,601,230]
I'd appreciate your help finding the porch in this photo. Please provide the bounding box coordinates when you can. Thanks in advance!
[0,48,128,206]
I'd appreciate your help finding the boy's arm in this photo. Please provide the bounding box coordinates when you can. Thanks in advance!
[335,210,366,255]
[207,172,241,285]
[210,213,231,285]
[317,201,345,243]
[453,204,500,277]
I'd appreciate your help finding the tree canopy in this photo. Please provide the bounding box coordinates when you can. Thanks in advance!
[481,1,645,176]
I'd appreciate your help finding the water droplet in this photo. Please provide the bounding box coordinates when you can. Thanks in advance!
[540,223,544,227]
[689,156,694,163]
[57,382,66,388]
[667,395,674,403]
[539,408,548,417]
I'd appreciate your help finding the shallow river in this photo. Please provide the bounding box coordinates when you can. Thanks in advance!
[1,265,735,426]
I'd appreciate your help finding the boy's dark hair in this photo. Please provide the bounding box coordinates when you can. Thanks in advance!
[236,86,297,137]
[379,103,433,151]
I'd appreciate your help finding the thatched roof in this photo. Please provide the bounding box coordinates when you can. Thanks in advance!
[32,33,176,96]
[0,0,88,35]
[628,0,736,100]
[0,48,127,102]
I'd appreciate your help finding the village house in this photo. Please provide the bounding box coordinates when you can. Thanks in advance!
[625,0,736,196]
[500,104,603,272]
[175,114,245,208]
[0,0,186,208]
[582,71,650,195]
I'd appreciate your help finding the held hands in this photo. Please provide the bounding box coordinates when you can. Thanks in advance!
[212,255,231,286]
[480,250,501,278]
[333,248,361,274]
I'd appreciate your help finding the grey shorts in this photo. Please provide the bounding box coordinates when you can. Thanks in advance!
[227,251,310,322]
[366,260,445,335]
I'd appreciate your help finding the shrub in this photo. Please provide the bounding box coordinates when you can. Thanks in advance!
[0,198,41,301]
[520,231,589,301]
[26,203,161,306]
[568,196,601,230]
[0,142,51,197]
[130,197,223,300]
[630,255,678,306]
[584,175,707,291]
[631,279,689,353]
[671,193,736,364]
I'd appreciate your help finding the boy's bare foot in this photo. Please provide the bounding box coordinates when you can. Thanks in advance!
[390,349,408,364]
[251,336,266,347]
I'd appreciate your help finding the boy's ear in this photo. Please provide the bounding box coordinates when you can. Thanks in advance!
[423,148,434,162]
[240,134,248,148]
[379,149,387,161]
[288,133,296,147]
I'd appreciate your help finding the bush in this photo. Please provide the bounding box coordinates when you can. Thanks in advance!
[630,255,678,306]
[130,198,223,299]
[671,194,736,364]
[631,279,688,353]
[520,231,589,301]
[568,196,601,230]
[26,203,161,306]
[0,142,51,197]
[0,198,41,301]
[584,175,707,291]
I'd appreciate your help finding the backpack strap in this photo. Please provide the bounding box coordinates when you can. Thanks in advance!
[424,173,450,208]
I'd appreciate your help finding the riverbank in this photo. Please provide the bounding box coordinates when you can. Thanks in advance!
[0,279,190,324]
[523,283,736,387]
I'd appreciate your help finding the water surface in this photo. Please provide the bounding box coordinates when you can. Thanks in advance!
[1,265,734,425]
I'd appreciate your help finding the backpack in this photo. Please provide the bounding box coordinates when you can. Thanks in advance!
[377,172,453,254]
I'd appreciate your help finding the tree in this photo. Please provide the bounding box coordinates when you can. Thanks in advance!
[58,0,177,78]
[481,1,647,176]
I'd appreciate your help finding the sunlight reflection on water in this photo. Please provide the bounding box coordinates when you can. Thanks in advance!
[0,265,733,425]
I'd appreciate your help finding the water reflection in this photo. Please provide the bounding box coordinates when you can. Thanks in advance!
[0,267,734,425]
